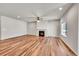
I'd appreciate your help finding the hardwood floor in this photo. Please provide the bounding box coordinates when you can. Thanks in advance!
[0,35,77,56]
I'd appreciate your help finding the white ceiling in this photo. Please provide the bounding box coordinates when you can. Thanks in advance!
[0,3,72,22]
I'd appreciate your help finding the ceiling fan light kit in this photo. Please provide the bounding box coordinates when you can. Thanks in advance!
[37,20,40,22]
[37,17,40,22]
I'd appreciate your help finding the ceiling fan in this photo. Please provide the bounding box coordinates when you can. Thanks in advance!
[37,17,41,22]
[24,16,59,22]
[24,16,43,22]
[22,10,60,22]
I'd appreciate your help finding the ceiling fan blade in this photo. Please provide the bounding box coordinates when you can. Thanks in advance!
[43,18,59,21]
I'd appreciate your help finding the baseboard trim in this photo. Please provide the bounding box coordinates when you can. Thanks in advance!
[0,34,37,40]
[59,37,77,56]
[1,34,27,40]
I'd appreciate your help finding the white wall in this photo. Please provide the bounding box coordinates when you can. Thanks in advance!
[61,4,78,53]
[0,16,1,40]
[27,22,37,35]
[1,16,27,40]
[27,20,60,37]
[47,21,60,36]
[78,4,79,55]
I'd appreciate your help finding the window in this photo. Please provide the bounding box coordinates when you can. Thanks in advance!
[60,20,67,37]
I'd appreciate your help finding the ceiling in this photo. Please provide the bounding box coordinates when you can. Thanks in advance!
[0,3,72,22]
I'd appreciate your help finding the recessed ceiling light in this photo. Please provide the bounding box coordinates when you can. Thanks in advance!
[59,7,63,11]
[17,16,20,18]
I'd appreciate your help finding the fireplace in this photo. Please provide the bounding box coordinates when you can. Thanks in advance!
[39,31,45,37]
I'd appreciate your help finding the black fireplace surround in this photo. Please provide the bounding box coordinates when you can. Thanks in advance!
[39,31,45,37]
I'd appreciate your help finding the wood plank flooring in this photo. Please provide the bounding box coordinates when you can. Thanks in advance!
[0,35,76,56]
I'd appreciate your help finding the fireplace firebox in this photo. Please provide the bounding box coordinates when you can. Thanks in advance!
[39,31,45,37]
